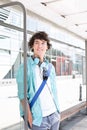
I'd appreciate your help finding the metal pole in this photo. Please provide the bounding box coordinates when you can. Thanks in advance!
[79,84,82,101]
[85,40,87,115]
[0,2,28,129]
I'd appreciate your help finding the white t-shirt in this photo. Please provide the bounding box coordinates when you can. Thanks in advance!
[35,65,56,117]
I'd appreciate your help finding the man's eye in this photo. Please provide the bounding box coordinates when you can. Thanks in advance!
[42,42,46,45]
[35,42,39,44]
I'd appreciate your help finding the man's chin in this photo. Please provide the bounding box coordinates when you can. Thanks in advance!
[37,53,43,57]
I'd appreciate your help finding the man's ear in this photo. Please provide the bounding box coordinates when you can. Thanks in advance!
[46,45,48,50]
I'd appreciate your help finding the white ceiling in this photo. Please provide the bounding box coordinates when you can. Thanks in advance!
[2,0,87,40]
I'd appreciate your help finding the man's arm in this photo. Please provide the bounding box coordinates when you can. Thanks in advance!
[20,99,33,128]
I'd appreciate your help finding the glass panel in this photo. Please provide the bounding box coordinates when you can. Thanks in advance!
[0,26,23,130]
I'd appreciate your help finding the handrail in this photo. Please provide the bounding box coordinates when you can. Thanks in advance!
[0,2,28,130]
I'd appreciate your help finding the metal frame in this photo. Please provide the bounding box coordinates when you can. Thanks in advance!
[0,2,28,130]
[85,40,87,114]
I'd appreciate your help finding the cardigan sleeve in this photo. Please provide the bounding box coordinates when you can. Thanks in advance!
[16,64,25,100]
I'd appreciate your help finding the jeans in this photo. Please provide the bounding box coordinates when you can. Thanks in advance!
[31,112,60,130]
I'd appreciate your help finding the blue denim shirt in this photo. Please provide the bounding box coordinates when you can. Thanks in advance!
[16,57,60,126]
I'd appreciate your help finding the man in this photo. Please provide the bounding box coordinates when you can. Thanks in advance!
[16,31,60,130]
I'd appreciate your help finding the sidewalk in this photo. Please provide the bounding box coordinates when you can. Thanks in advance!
[1,122,24,130]
[60,108,87,130]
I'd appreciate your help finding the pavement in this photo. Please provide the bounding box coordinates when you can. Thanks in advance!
[1,123,24,130]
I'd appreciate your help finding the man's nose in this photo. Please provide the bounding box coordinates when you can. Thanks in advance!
[38,43,43,47]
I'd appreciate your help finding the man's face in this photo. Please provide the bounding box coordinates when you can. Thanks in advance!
[32,39,48,59]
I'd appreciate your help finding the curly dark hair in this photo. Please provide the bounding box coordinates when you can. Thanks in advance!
[28,31,51,51]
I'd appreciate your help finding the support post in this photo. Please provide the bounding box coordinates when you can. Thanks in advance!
[79,84,82,101]
[85,40,87,115]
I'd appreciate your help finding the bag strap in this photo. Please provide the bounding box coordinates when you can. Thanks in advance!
[29,64,52,109]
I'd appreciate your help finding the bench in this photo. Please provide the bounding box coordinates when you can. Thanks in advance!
[60,101,87,122]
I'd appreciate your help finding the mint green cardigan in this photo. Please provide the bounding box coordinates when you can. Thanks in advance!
[16,57,60,126]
